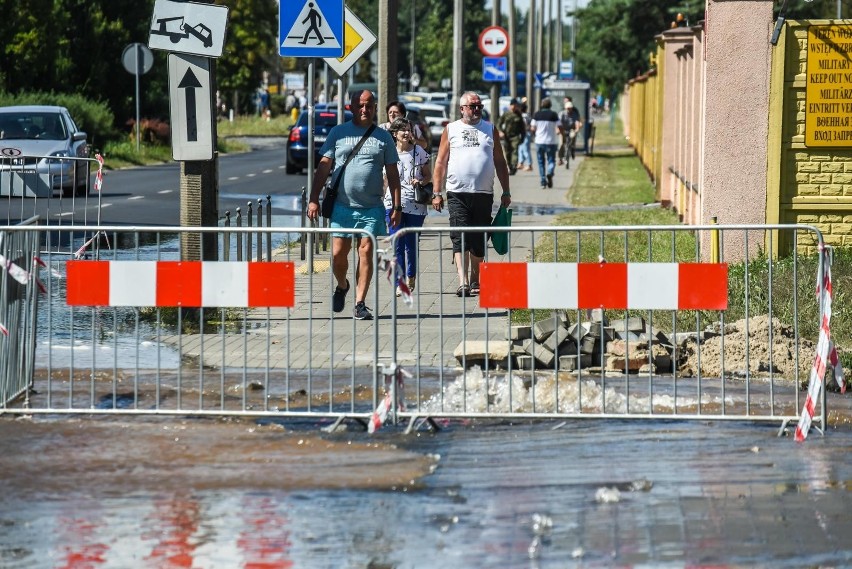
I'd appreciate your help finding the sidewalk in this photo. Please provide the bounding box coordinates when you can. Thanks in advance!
[167,154,585,370]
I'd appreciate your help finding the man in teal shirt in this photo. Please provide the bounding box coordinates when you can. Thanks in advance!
[307,90,402,320]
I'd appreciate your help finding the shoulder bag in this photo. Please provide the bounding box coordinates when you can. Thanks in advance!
[321,124,376,218]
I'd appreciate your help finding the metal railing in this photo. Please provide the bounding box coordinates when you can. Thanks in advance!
[0,222,833,436]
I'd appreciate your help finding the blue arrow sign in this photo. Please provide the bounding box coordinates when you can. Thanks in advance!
[280,0,344,58]
[483,57,508,82]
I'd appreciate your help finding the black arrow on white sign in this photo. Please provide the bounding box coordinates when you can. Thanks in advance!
[178,68,202,141]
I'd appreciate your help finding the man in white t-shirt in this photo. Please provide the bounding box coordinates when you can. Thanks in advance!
[432,91,512,297]
[530,98,564,189]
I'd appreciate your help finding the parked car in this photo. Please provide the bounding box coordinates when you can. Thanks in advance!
[286,107,352,174]
[407,102,450,148]
[0,105,89,196]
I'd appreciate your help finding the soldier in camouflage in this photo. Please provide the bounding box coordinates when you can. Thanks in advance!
[496,98,526,175]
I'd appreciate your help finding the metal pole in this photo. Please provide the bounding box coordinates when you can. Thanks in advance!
[135,45,141,153]
[556,0,563,74]
[525,0,535,107]
[451,0,464,120]
[490,0,501,122]
[410,0,416,78]
[544,0,551,75]
[535,0,544,109]
[307,60,315,211]
[378,0,399,115]
[509,0,517,99]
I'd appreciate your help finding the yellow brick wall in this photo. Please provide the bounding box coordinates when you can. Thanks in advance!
[771,21,852,255]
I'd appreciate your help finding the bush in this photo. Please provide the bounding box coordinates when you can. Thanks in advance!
[0,90,117,148]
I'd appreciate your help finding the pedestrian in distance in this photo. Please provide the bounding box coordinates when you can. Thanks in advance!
[307,90,402,321]
[382,117,433,296]
[530,97,563,189]
[432,91,512,297]
[517,101,534,171]
[496,98,526,175]
[559,97,583,167]
[379,101,428,151]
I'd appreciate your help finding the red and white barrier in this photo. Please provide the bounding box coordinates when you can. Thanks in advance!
[796,248,844,442]
[66,260,295,308]
[479,262,728,310]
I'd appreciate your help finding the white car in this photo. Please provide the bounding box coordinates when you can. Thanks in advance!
[0,105,89,197]
[407,102,449,147]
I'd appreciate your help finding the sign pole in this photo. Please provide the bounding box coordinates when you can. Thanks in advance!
[135,44,142,152]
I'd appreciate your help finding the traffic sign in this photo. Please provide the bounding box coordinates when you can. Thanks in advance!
[322,7,376,76]
[122,43,154,76]
[534,72,543,89]
[149,0,229,58]
[478,26,509,57]
[559,60,574,79]
[168,53,213,161]
[280,0,344,58]
[482,57,508,82]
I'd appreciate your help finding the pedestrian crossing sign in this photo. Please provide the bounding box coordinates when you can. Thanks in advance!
[280,0,344,58]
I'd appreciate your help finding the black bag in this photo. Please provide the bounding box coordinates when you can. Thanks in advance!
[414,181,433,205]
[320,124,376,218]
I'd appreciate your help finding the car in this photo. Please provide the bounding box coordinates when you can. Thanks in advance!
[0,105,89,197]
[407,102,450,148]
[286,107,353,174]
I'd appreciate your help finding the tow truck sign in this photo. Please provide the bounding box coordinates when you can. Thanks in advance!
[148,0,229,58]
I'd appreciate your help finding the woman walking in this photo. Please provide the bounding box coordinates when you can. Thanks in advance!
[383,118,432,295]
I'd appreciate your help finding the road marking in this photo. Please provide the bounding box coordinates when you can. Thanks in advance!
[158,189,174,194]
[128,196,145,200]
[247,173,256,178]
[278,165,285,169]
[263,169,274,174]
[228,176,239,180]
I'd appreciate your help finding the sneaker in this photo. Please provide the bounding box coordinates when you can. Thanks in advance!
[332,279,349,313]
[546,174,553,188]
[353,301,373,320]
[524,166,533,171]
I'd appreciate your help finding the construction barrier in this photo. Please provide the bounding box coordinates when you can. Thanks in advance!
[0,223,835,439]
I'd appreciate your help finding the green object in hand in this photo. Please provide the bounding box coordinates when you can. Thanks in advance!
[490,206,513,255]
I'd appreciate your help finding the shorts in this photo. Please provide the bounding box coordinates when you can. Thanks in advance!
[447,192,493,257]
[330,204,387,239]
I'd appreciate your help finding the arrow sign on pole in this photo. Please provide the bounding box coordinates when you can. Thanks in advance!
[178,68,202,141]
[168,53,213,161]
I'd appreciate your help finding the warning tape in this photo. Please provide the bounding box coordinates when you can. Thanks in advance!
[377,247,413,306]
[796,246,844,442]
[0,254,46,335]
[368,362,410,434]
[93,153,105,192]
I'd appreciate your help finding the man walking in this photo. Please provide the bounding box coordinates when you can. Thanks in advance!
[530,98,563,188]
[307,90,402,320]
[432,91,512,297]
[496,98,526,175]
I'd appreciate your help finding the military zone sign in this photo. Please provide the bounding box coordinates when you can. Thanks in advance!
[806,25,852,147]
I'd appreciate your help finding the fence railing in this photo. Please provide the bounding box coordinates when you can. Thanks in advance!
[0,223,833,436]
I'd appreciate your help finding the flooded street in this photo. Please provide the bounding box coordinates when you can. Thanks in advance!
[1,416,851,568]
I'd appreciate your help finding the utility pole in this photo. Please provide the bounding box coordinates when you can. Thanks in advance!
[535,0,544,109]
[525,0,535,108]
[543,0,551,76]
[509,0,517,99]
[378,0,399,114]
[556,0,563,74]
[490,0,501,122]
[410,0,416,79]
[451,0,464,120]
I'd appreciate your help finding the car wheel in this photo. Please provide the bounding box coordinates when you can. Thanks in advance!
[75,181,89,196]
[286,160,300,174]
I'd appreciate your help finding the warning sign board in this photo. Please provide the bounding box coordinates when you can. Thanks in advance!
[806,25,852,147]
[279,0,344,58]
[323,7,376,77]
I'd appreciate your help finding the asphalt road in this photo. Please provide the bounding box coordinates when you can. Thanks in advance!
[1,139,311,227]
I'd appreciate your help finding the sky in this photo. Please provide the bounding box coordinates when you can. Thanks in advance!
[486,0,591,20]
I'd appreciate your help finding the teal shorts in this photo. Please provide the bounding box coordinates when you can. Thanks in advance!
[330,204,387,239]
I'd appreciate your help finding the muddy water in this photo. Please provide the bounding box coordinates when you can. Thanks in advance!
[1,415,852,568]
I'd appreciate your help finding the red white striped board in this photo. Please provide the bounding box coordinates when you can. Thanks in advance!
[66,261,295,307]
[479,262,728,310]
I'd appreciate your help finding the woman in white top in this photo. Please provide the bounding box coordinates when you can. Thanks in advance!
[379,101,428,150]
[383,118,432,294]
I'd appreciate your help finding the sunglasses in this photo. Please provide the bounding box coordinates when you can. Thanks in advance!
[462,104,483,110]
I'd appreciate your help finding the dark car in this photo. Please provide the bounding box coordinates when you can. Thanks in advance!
[286,108,352,174]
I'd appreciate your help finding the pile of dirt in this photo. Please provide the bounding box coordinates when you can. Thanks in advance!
[677,315,818,384]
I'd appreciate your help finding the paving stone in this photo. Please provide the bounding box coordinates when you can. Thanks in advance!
[510,325,532,341]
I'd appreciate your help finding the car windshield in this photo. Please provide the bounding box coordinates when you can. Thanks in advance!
[420,109,445,119]
[0,112,67,141]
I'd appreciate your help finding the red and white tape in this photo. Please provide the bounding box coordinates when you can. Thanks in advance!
[93,153,105,192]
[377,247,413,306]
[368,363,410,433]
[796,247,844,442]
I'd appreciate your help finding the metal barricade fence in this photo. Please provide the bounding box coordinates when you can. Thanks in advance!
[384,223,829,434]
[0,217,41,406]
[0,221,834,435]
[0,224,381,423]
[0,155,104,226]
